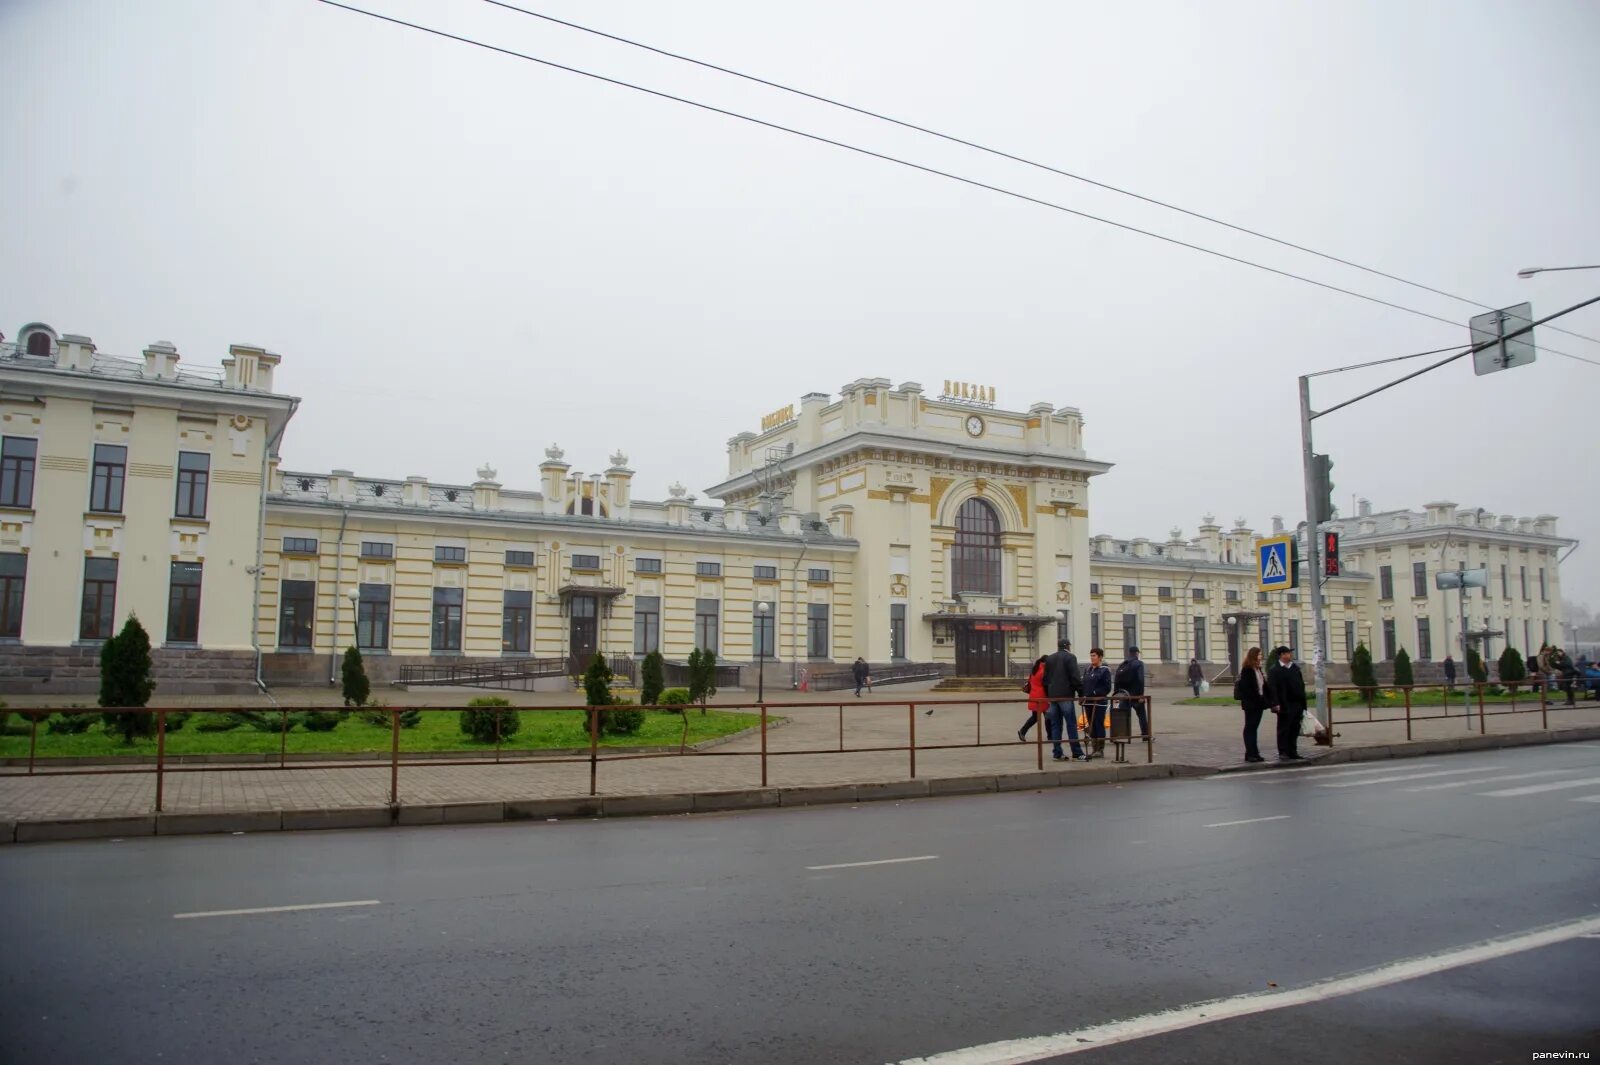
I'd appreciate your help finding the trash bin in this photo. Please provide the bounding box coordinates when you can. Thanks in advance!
[1109,694,1132,762]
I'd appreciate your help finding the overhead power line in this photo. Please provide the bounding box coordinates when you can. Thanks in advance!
[316,0,1600,369]
[477,0,1600,352]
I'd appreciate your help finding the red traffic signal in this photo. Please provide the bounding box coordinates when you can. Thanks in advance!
[1323,531,1341,577]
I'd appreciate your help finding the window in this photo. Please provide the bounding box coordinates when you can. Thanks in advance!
[502,590,532,653]
[1523,619,1531,653]
[1257,592,1269,605]
[1382,619,1396,660]
[278,580,315,648]
[1539,568,1547,601]
[1090,583,1101,597]
[435,545,467,564]
[807,603,830,658]
[1158,585,1173,600]
[1344,621,1355,661]
[361,541,394,559]
[1417,618,1432,661]
[1192,587,1207,602]
[1090,611,1101,649]
[1192,616,1207,661]
[1413,562,1427,598]
[1121,613,1137,652]
[636,557,662,574]
[166,562,202,643]
[807,568,831,583]
[953,498,1001,595]
[358,584,390,650]
[695,561,722,577]
[431,587,463,650]
[569,553,601,570]
[1287,593,1299,605]
[0,553,25,638]
[89,444,127,513]
[0,437,37,508]
[1158,616,1173,661]
[634,595,661,655]
[1343,596,1354,607]
[81,558,118,641]
[753,564,777,580]
[1519,566,1527,599]
[1057,610,1071,648]
[752,603,775,658]
[1543,620,1550,646]
[174,451,209,519]
[1379,565,1393,600]
[505,550,535,567]
[890,604,906,660]
[24,331,51,357]
[1225,590,1240,603]
[282,537,318,555]
[1289,620,1300,654]
[1121,584,1137,598]
[1500,565,1508,598]
[694,598,719,652]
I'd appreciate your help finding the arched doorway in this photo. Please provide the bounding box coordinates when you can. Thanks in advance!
[953,498,1005,675]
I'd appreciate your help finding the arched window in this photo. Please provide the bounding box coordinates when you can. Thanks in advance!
[566,498,604,517]
[953,498,1002,595]
[24,332,51,357]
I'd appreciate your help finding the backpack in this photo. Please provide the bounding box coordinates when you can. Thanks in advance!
[1114,660,1139,692]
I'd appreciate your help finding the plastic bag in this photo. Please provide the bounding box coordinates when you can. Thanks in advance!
[1300,710,1324,738]
[1199,679,1211,694]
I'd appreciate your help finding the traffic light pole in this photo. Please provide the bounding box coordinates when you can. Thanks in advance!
[1298,375,1331,732]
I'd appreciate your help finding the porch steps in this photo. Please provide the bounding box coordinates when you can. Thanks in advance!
[931,676,1025,693]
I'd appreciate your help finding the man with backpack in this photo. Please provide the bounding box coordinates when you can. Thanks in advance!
[1115,647,1150,740]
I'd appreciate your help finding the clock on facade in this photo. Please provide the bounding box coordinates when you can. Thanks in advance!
[965,414,985,437]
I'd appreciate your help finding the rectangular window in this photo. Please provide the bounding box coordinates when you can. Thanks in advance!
[807,603,830,658]
[505,550,535,568]
[1121,613,1137,652]
[1288,592,1299,605]
[634,595,661,655]
[636,557,662,574]
[1090,611,1101,648]
[1523,619,1530,653]
[502,590,532,653]
[1500,565,1508,599]
[166,562,202,643]
[1192,616,1207,661]
[571,553,600,571]
[890,604,906,660]
[696,561,722,577]
[1343,596,1354,607]
[1090,583,1101,597]
[81,558,119,641]
[1344,621,1355,661]
[807,568,831,583]
[753,603,775,658]
[1417,618,1432,661]
[1225,590,1240,603]
[1121,584,1137,598]
[1413,562,1427,598]
[282,537,318,555]
[1289,620,1300,654]
[435,545,467,564]
[0,552,26,638]
[358,584,390,650]
[278,579,315,648]
[1257,592,1270,605]
[694,598,719,652]
[1192,588,1208,602]
[0,437,38,508]
[1520,566,1527,599]
[753,564,777,580]
[360,541,394,559]
[1539,568,1547,601]
[1057,610,1070,648]
[174,451,209,519]
[1382,619,1397,660]
[89,444,127,513]
[431,587,463,651]
[1158,615,1173,661]
[1379,565,1393,600]
[1158,585,1173,600]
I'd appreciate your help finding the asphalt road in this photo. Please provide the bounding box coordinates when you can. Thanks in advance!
[2,744,1598,1065]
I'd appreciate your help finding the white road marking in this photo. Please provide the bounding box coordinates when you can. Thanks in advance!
[806,855,939,871]
[1208,762,1440,782]
[174,900,381,920]
[890,913,1600,1064]
[1317,767,1505,789]
[1203,815,1291,828]
[1478,777,1600,798]
[1404,769,1573,792]
[1572,796,1600,804]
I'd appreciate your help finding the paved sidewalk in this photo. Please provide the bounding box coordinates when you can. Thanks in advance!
[3,683,1599,827]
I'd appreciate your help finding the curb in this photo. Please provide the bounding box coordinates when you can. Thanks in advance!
[4,726,1597,844]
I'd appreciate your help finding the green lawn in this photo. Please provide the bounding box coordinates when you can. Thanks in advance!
[0,708,761,760]
[1177,686,1570,708]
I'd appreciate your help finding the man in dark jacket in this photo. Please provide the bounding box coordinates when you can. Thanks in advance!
[1267,645,1307,760]
[851,657,870,698]
[1043,639,1085,761]
[1116,647,1150,739]
[1081,648,1112,758]
[1442,655,1457,689]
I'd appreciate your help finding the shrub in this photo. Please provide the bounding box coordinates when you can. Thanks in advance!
[100,615,157,744]
[194,713,241,732]
[658,687,690,707]
[301,710,341,732]
[1497,647,1526,691]
[602,698,644,736]
[1350,643,1377,701]
[163,710,191,732]
[47,711,96,734]
[640,650,665,708]
[460,696,521,744]
[688,648,718,714]
[1466,647,1488,684]
[341,647,371,708]
[232,710,292,733]
[1393,647,1413,688]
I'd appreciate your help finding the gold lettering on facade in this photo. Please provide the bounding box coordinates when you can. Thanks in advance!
[760,404,796,432]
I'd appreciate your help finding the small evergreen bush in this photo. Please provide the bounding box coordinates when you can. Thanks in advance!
[1350,643,1377,702]
[602,697,644,736]
[341,647,371,708]
[194,713,241,732]
[301,710,341,732]
[1497,647,1526,692]
[658,687,690,707]
[640,650,665,707]
[1393,647,1414,688]
[1466,647,1488,684]
[460,696,520,743]
[99,616,157,744]
[47,711,96,734]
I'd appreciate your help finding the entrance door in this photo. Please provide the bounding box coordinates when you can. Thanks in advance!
[569,595,597,674]
[1227,621,1241,677]
[956,625,1005,676]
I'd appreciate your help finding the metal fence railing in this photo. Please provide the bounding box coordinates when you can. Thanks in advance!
[1317,680,1592,741]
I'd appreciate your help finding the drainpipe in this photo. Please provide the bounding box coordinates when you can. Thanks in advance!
[328,506,351,683]
[251,398,299,695]
[788,542,809,688]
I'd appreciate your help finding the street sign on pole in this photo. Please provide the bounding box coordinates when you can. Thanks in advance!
[1469,303,1536,376]
[1257,534,1297,591]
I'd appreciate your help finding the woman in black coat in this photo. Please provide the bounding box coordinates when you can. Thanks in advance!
[1232,645,1271,763]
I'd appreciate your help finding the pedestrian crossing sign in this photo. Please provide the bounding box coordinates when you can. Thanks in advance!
[1256,535,1298,591]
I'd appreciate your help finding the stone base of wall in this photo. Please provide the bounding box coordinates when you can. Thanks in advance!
[261,653,580,690]
[0,645,259,696]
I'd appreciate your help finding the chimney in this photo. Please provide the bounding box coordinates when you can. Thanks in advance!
[1357,498,1372,517]
[665,482,690,526]
[55,334,95,371]
[1534,514,1558,536]
[1271,515,1285,534]
[473,464,501,511]
[1027,402,1055,448]
[828,503,854,538]
[141,341,180,380]
[402,475,429,507]
[223,344,280,392]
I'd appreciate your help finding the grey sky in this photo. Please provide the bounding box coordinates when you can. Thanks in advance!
[4,0,1597,607]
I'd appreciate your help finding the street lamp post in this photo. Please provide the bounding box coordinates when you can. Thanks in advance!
[1517,265,1600,278]
[755,601,770,703]
[347,587,360,651]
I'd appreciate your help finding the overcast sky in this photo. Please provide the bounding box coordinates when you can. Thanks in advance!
[3,0,1597,609]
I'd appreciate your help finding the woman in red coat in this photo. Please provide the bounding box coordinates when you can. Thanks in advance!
[1017,655,1049,741]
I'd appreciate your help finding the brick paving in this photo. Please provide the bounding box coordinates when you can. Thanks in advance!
[3,684,1598,823]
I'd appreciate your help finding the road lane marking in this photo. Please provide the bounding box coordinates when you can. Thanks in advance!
[1478,777,1600,797]
[890,913,1600,1064]
[806,855,939,871]
[1203,815,1291,828]
[1404,769,1573,792]
[1317,767,1504,788]
[1207,762,1441,781]
[174,900,381,920]
[1572,796,1600,804]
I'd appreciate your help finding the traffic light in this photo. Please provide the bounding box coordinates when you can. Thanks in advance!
[1324,531,1341,577]
[1310,453,1335,525]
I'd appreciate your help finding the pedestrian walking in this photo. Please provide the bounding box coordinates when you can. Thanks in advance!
[1267,645,1307,761]
[1043,639,1086,761]
[1187,658,1204,698]
[1442,654,1457,690]
[1116,647,1150,739]
[1232,646,1271,763]
[1017,655,1049,741]
[851,657,870,698]
[1081,648,1112,758]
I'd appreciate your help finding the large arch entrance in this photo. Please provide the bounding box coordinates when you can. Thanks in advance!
[953,498,1006,675]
